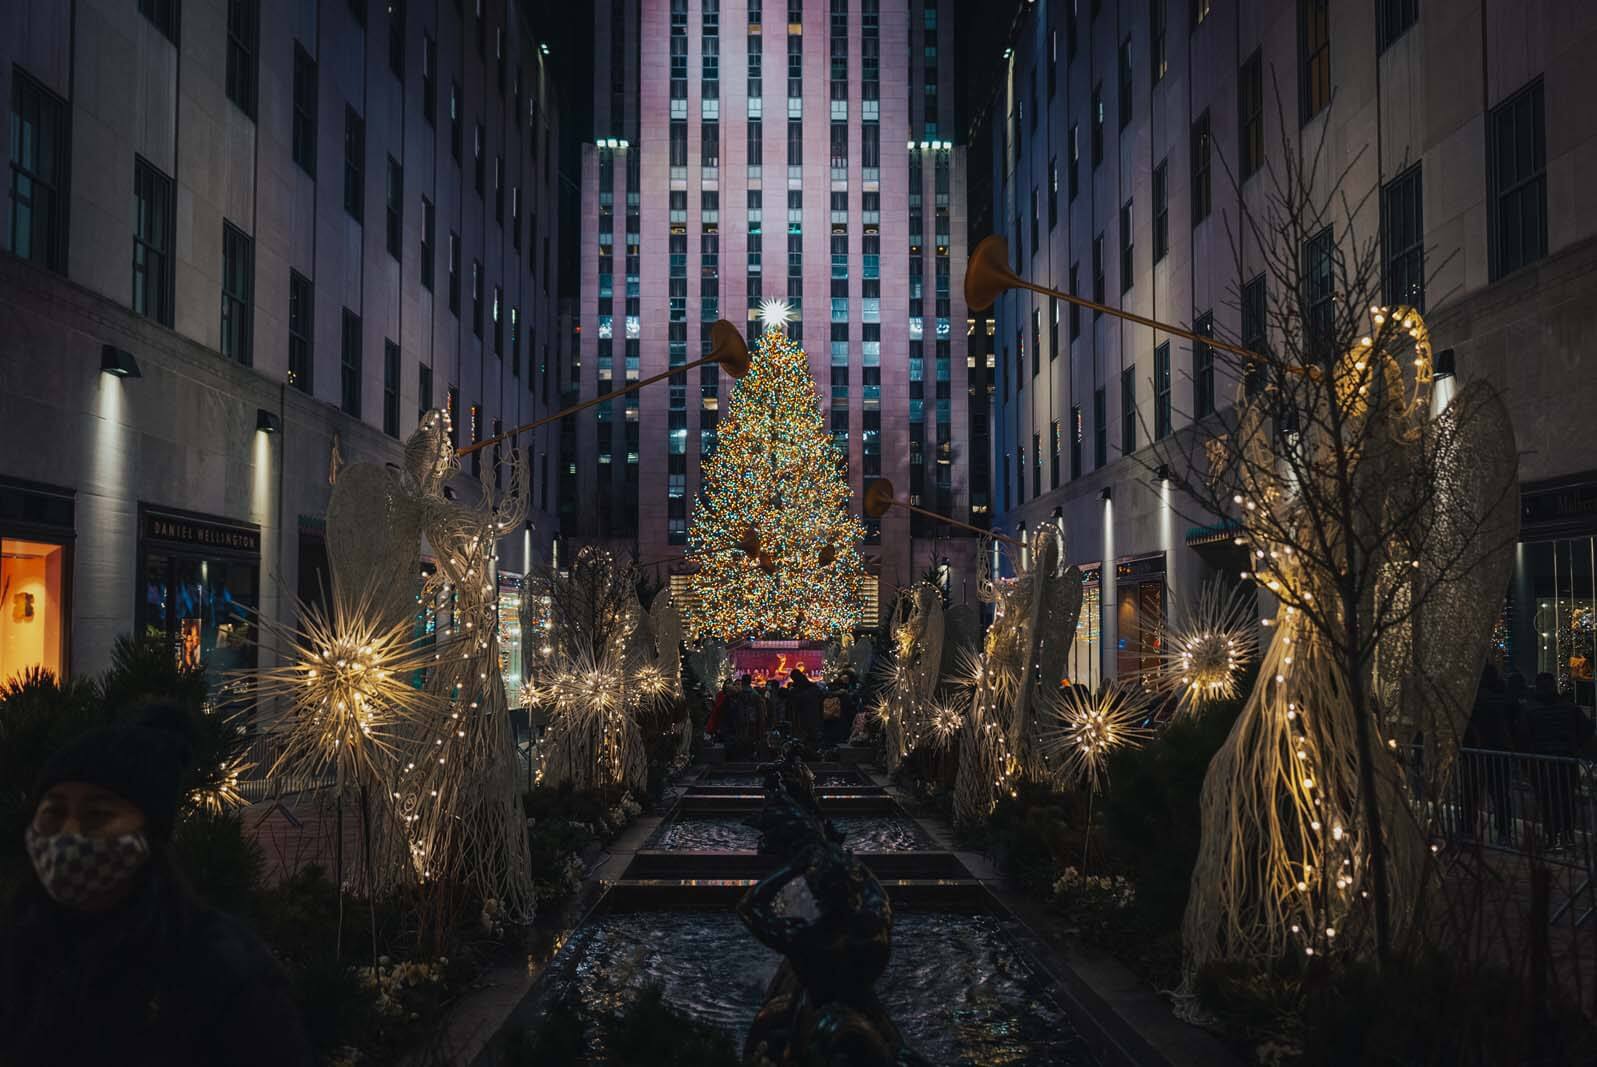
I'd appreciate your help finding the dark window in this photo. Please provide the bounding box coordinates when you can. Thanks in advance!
[8,70,69,273]
[1119,199,1133,293]
[288,270,313,392]
[1382,164,1424,311]
[343,106,364,221]
[1194,0,1211,23]
[473,122,484,195]
[385,156,402,258]
[1190,110,1211,224]
[494,154,504,221]
[1377,0,1417,52]
[492,284,503,354]
[1050,418,1061,488]
[422,34,437,124]
[1193,310,1215,417]
[1151,0,1167,84]
[1032,306,1041,376]
[1239,49,1263,179]
[447,386,459,447]
[1070,403,1083,479]
[132,157,174,324]
[1048,157,1059,229]
[1118,37,1133,129]
[1241,273,1266,395]
[703,121,720,168]
[1092,234,1104,307]
[1152,157,1169,261]
[1091,82,1104,166]
[1302,226,1334,360]
[1154,341,1171,438]
[292,44,317,176]
[447,231,460,314]
[1299,0,1330,123]
[350,0,365,26]
[472,259,482,337]
[1068,123,1080,199]
[1048,30,1058,97]
[420,196,434,289]
[1030,188,1040,257]
[1068,263,1081,339]
[1489,79,1547,280]
[1093,387,1107,468]
[388,0,405,78]
[340,309,362,416]
[450,82,462,162]
[383,340,400,436]
[1066,0,1078,59]
[1033,431,1042,497]
[418,363,432,420]
[220,221,254,366]
[469,404,480,478]
[226,0,258,118]
[1121,365,1137,455]
[139,0,179,42]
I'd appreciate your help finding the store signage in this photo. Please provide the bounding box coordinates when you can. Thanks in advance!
[142,509,261,555]
[1521,476,1597,539]
[1116,553,1167,580]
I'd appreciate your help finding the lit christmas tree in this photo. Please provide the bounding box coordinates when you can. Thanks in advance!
[683,300,867,641]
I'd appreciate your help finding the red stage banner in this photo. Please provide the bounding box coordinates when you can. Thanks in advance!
[728,644,826,686]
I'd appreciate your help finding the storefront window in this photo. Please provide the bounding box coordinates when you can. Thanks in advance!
[1,538,67,685]
[498,573,524,705]
[138,508,260,690]
[1115,554,1167,680]
[1516,536,1596,708]
[1066,564,1101,691]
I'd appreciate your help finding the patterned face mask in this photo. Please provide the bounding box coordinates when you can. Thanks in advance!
[24,827,150,909]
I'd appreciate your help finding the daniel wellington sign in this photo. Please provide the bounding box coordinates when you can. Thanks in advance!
[141,508,262,556]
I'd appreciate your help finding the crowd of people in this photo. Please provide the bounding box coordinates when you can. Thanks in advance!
[705,668,864,756]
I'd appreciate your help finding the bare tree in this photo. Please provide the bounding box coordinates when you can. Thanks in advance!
[1147,83,1520,972]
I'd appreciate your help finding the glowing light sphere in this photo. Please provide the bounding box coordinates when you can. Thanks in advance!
[1140,581,1260,718]
[1040,680,1154,792]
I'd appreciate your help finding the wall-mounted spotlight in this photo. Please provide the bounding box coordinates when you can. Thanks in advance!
[1433,347,1456,379]
[1100,486,1113,502]
[101,344,141,379]
[1155,463,1171,482]
[256,408,282,434]
[1051,505,1064,519]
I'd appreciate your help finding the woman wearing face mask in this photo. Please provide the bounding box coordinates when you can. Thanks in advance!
[0,705,312,1066]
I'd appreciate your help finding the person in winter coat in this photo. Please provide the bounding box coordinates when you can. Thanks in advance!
[0,705,313,1067]
[787,668,825,746]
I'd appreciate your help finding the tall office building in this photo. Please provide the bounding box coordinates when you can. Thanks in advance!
[0,0,562,685]
[570,0,981,626]
[990,0,1597,690]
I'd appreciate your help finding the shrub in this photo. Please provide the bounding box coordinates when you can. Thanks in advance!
[171,808,264,917]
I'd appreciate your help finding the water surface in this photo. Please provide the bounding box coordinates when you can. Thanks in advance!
[655,814,931,852]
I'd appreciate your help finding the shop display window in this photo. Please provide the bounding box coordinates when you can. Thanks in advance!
[0,538,67,685]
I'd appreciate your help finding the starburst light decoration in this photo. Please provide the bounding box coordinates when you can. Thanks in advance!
[1139,581,1259,718]
[1039,680,1154,793]
[757,296,795,333]
[191,752,257,815]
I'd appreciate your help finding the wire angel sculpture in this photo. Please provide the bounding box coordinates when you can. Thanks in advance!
[878,582,946,775]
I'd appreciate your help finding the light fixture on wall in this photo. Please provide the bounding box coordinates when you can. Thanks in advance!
[1155,464,1171,482]
[1100,486,1113,502]
[256,409,282,434]
[1433,347,1456,379]
[101,345,141,379]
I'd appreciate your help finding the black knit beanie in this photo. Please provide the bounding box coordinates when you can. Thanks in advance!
[32,703,195,842]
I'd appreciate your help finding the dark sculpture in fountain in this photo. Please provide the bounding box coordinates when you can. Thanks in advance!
[737,748,929,1066]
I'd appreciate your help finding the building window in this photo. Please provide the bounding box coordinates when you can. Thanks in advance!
[292,44,317,176]
[447,386,459,446]
[1050,418,1061,489]
[492,284,503,354]
[1299,0,1330,123]
[1241,274,1266,395]
[1489,79,1547,280]
[1190,110,1211,224]
[422,34,437,124]
[450,82,462,162]
[1091,82,1104,166]
[226,0,259,118]
[473,122,485,195]
[9,70,68,273]
[1093,386,1107,468]
[1070,403,1083,479]
[1302,226,1334,360]
[132,157,174,325]
[1030,189,1040,258]
[220,222,254,366]
[472,260,483,337]
[1069,123,1080,200]
[1193,310,1215,417]
[1377,0,1417,53]
[1121,365,1136,455]
[383,340,400,436]
[1154,341,1171,438]
[448,231,460,314]
[420,196,434,289]
[288,270,313,392]
[1151,0,1167,84]
[1048,157,1059,230]
[1152,158,1169,262]
[139,0,179,42]
[1382,164,1424,311]
[494,155,504,221]
[1194,0,1212,23]
[387,0,405,78]
[343,106,364,221]
[1119,199,1133,294]
[418,363,432,420]
[1092,234,1104,307]
[1068,263,1081,339]
[1118,36,1133,129]
[385,157,402,259]
[1050,298,1060,361]
[1239,49,1263,180]
[340,309,362,416]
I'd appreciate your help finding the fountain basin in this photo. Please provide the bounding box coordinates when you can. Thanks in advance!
[651,812,933,852]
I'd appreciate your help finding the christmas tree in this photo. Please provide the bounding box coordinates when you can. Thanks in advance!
[683,301,867,641]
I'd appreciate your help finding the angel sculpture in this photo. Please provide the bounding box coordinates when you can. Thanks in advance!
[879,582,946,775]
[1181,306,1518,974]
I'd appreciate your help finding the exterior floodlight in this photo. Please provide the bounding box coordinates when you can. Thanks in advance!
[101,344,141,378]
[1434,347,1456,379]
[256,408,282,434]
[1100,486,1113,502]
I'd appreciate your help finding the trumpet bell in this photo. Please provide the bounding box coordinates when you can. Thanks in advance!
[709,319,752,379]
[964,235,1023,312]
[863,478,897,520]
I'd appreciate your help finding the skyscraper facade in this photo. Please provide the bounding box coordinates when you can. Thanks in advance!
[571,0,980,626]
[989,0,1597,689]
[0,0,562,683]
